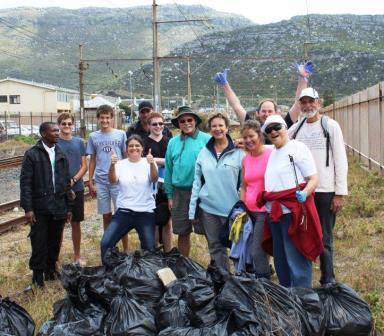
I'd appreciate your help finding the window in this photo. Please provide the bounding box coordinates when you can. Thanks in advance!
[9,95,20,104]
[0,96,7,103]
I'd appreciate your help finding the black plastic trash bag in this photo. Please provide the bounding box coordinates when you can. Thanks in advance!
[158,316,232,336]
[103,247,131,270]
[216,276,310,335]
[314,283,373,336]
[0,297,35,336]
[156,274,217,330]
[104,288,156,335]
[156,281,192,330]
[207,262,231,295]
[158,312,258,336]
[39,297,106,335]
[60,264,118,308]
[184,275,217,326]
[289,287,326,336]
[164,248,209,280]
[112,250,166,310]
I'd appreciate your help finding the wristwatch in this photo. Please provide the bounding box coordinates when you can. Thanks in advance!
[72,176,78,183]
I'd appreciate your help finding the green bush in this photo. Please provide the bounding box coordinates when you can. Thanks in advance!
[14,135,38,145]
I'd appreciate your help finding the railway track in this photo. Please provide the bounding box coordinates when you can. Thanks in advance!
[0,183,91,236]
[0,155,24,169]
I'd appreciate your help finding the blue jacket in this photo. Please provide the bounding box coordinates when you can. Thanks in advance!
[165,130,211,199]
[189,135,244,219]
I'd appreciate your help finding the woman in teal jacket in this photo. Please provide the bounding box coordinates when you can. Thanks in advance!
[164,106,211,257]
[189,112,244,271]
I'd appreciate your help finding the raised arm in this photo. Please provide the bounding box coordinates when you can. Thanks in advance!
[287,61,314,125]
[214,69,247,125]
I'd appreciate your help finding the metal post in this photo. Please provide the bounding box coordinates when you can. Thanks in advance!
[128,71,134,123]
[187,57,192,105]
[79,44,86,138]
[153,0,161,111]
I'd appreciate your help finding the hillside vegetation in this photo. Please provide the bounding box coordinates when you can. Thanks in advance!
[0,7,383,108]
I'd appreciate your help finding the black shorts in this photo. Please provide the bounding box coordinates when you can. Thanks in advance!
[154,188,170,227]
[71,190,84,222]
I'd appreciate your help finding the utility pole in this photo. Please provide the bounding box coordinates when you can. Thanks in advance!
[187,57,192,105]
[128,70,134,123]
[78,44,87,139]
[152,0,161,111]
[152,0,207,110]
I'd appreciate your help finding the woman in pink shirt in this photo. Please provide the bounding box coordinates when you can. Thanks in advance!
[240,119,273,278]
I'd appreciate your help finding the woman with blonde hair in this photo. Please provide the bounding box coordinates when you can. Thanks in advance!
[189,112,244,271]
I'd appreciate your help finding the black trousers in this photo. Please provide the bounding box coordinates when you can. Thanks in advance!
[314,192,336,284]
[29,214,65,272]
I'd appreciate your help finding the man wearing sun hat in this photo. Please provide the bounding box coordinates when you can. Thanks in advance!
[164,106,211,257]
[288,87,348,285]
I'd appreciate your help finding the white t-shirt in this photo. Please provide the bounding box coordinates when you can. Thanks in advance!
[265,140,317,213]
[288,118,348,194]
[42,142,56,190]
[115,158,156,212]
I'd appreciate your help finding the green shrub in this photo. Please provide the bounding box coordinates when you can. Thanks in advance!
[14,135,38,145]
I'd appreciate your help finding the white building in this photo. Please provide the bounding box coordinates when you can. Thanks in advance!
[0,77,92,115]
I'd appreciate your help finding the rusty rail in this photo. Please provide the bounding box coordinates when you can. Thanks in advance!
[0,156,24,169]
[0,183,91,236]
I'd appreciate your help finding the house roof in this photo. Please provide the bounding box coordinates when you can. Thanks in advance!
[0,77,80,94]
[85,96,115,108]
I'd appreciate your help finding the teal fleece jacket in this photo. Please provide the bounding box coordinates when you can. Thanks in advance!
[188,135,245,219]
[165,130,211,199]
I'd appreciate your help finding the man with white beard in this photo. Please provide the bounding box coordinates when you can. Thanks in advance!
[288,87,348,286]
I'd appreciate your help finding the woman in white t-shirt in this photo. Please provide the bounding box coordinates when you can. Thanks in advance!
[259,115,323,288]
[100,135,158,259]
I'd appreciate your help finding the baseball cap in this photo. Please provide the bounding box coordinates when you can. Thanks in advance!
[261,115,287,134]
[138,101,153,113]
[299,87,319,100]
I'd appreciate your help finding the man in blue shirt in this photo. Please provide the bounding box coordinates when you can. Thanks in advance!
[57,113,88,265]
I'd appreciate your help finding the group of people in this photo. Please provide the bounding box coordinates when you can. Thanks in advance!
[20,61,348,290]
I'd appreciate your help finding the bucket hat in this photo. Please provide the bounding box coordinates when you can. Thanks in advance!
[171,106,202,128]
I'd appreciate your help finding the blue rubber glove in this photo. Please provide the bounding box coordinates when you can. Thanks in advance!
[297,61,314,81]
[296,190,307,203]
[213,69,229,86]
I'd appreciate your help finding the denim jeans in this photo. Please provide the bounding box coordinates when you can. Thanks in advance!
[100,208,155,258]
[267,213,312,288]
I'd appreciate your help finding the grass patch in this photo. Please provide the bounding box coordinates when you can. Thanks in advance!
[0,154,383,333]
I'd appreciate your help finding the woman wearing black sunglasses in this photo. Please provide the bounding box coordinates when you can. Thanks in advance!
[257,115,323,288]
[144,112,173,252]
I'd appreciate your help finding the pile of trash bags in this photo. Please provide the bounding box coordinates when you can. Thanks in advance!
[34,248,373,336]
[0,296,35,336]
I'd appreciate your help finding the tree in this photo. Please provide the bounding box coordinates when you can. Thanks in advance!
[119,102,131,117]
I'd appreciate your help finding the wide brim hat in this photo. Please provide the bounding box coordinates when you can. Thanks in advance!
[171,106,202,128]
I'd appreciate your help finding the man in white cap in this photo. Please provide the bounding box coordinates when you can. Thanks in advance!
[288,87,348,285]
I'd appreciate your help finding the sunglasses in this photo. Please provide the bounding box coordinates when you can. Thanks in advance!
[61,122,73,126]
[179,118,194,124]
[150,122,164,127]
[265,124,284,134]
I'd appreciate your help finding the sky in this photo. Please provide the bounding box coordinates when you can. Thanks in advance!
[0,0,383,24]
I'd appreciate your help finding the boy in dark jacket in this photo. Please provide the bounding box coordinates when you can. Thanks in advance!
[20,122,72,287]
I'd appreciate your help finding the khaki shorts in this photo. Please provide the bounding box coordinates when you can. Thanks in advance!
[171,187,204,235]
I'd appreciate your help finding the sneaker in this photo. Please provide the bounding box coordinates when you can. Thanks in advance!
[32,270,44,288]
[73,259,86,267]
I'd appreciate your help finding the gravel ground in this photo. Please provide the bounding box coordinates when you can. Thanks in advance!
[0,167,21,203]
